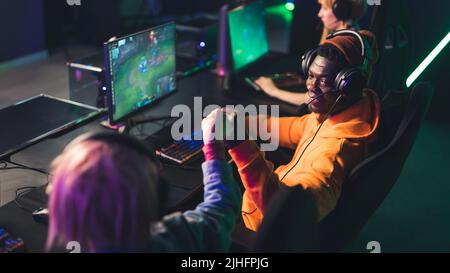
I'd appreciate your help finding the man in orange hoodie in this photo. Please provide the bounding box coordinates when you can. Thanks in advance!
[205,30,380,231]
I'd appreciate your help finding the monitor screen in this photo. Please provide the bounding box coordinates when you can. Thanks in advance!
[228,0,269,71]
[105,22,177,124]
[0,95,103,160]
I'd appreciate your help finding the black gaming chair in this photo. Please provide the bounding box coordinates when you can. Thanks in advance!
[319,82,434,251]
[251,186,319,252]
[233,82,433,252]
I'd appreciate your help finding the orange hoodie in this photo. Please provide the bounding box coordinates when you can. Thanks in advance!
[229,89,380,231]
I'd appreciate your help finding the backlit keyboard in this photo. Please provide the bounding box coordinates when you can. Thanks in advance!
[155,131,204,164]
[0,228,26,253]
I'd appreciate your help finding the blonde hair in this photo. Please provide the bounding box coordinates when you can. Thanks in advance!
[46,139,159,252]
[318,0,367,43]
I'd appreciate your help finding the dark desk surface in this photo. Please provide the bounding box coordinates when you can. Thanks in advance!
[0,56,299,252]
[0,187,48,252]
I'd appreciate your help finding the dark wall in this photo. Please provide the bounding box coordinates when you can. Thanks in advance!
[43,0,226,51]
[289,0,322,57]
[44,0,123,52]
[0,0,46,62]
[160,0,225,15]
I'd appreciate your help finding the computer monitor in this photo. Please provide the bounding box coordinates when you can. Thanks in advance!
[228,0,269,72]
[104,22,177,124]
[0,94,103,160]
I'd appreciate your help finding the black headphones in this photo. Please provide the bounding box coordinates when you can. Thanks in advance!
[300,29,370,98]
[332,0,353,21]
[65,131,168,217]
[70,131,160,165]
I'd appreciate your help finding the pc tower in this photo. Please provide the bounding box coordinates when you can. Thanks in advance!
[67,53,107,109]
[217,3,232,77]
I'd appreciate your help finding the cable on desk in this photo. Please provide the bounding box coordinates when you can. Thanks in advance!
[1,161,50,213]
[2,160,50,176]
[14,186,38,213]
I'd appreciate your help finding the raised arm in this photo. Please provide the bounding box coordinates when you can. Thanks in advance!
[150,109,242,252]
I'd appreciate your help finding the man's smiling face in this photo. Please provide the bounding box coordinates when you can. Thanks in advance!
[306,55,343,114]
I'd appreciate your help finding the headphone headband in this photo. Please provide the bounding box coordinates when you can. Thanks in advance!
[300,30,370,98]
[326,29,366,59]
[68,131,161,173]
[332,0,352,22]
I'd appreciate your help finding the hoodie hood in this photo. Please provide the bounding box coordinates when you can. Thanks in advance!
[315,88,380,140]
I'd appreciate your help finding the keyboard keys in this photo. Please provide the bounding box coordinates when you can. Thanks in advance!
[0,227,26,253]
[156,132,204,164]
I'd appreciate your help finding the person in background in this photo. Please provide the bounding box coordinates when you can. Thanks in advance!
[255,0,369,107]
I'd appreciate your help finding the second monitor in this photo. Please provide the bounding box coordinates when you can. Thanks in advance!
[228,0,269,72]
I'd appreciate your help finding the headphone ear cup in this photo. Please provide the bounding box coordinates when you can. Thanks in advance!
[301,48,318,77]
[334,67,366,97]
[332,0,352,21]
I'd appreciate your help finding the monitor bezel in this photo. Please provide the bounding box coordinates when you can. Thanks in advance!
[104,21,177,125]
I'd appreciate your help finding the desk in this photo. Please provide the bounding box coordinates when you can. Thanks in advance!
[0,186,48,252]
[0,55,299,252]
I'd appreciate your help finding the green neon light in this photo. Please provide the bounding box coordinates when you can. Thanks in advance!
[285,3,295,11]
[406,31,450,88]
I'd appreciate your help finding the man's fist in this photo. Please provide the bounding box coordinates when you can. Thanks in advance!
[201,108,237,144]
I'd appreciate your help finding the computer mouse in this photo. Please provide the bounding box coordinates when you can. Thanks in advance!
[32,207,49,225]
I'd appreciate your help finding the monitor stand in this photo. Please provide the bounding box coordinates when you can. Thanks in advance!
[100,119,127,133]
[100,115,175,134]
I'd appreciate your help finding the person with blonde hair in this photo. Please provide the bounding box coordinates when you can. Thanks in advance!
[46,130,241,252]
[317,0,367,43]
[255,0,369,107]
